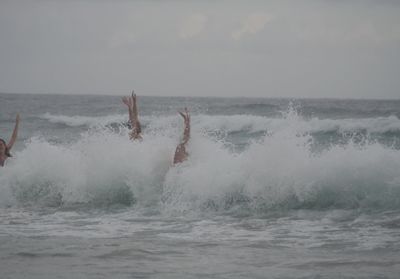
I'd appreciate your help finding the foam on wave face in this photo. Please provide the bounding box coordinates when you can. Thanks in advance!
[162,128,400,214]
[2,108,400,213]
[0,130,174,208]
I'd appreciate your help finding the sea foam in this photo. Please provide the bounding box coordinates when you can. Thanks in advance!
[1,109,400,214]
[40,111,400,135]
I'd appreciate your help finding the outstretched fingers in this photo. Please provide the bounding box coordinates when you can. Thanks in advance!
[178,108,190,125]
[122,96,132,107]
[178,107,189,119]
[122,96,128,105]
[185,108,190,122]
[131,91,136,104]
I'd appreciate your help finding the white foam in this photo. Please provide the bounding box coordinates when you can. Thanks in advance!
[40,112,400,135]
[162,125,400,213]
[2,111,400,213]
[0,130,175,207]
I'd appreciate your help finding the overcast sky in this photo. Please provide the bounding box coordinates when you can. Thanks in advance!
[0,0,399,99]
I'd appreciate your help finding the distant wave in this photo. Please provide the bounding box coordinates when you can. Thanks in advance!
[196,114,400,135]
[39,112,400,135]
[217,103,280,115]
[40,112,127,127]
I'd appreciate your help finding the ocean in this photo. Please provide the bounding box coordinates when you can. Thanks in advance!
[1,93,400,278]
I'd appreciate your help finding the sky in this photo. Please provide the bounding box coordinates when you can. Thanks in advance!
[0,0,399,99]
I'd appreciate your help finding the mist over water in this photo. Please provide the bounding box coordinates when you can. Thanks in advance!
[1,93,400,278]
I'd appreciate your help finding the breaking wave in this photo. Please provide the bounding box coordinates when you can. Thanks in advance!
[1,108,400,215]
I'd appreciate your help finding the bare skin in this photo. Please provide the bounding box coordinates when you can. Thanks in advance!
[122,90,142,140]
[173,108,190,165]
[0,114,20,167]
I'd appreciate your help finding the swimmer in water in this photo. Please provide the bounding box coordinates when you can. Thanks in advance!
[0,113,20,167]
[122,90,142,140]
[173,108,190,165]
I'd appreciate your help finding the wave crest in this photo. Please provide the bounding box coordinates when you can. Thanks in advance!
[40,112,400,135]
[2,109,400,214]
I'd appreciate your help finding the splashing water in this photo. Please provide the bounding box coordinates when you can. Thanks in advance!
[2,104,400,215]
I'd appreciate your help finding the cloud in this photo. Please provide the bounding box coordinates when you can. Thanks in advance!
[232,12,273,40]
[179,13,208,39]
[109,30,136,48]
[1,1,399,99]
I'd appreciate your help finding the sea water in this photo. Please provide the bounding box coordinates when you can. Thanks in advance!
[1,93,400,278]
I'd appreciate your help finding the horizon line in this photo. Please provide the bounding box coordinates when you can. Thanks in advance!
[0,91,399,102]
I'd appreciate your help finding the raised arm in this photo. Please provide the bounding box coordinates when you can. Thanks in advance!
[132,91,139,120]
[179,108,190,145]
[122,91,142,140]
[131,91,142,135]
[122,96,135,127]
[173,108,190,164]
[7,114,20,150]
